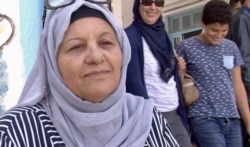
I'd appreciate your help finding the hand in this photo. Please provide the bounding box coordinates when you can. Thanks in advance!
[176,56,186,71]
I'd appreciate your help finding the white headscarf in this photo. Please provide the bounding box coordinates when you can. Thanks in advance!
[16,1,154,146]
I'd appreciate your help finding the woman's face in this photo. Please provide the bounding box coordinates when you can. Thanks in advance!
[139,0,163,25]
[57,17,122,103]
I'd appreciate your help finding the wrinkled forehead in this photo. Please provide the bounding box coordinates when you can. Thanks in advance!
[47,2,122,51]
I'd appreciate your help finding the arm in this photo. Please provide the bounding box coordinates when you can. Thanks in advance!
[233,66,250,135]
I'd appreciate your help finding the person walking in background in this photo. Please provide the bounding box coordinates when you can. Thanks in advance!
[229,0,243,15]
[228,0,250,108]
[177,0,250,146]
[125,0,192,146]
[0,0,179,146]
[227,0,250,146]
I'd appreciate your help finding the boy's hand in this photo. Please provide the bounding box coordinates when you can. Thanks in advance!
[176,56,186,71]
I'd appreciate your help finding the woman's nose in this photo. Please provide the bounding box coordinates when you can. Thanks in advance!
[85,46,104,65]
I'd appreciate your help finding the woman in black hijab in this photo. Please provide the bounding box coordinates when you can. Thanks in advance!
[125,0,192,146]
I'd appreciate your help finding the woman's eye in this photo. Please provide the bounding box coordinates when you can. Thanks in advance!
[100,40,113,46]
[70,44,85,50]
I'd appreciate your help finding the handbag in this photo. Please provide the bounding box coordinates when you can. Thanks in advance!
[172,48,199,106]
[178,71,199,106]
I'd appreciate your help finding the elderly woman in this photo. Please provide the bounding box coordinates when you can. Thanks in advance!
[0,0,178,146]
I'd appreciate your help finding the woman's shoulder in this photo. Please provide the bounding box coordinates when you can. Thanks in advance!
[0,103,65,147]
[124,23,137,34]
[0,103,50,137]
[0,103,47,121]
[124,24,142,43]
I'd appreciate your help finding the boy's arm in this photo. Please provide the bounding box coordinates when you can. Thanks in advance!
[233,66,250,135]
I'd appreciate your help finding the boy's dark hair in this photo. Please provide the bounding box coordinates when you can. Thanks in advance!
[202,0,232,25]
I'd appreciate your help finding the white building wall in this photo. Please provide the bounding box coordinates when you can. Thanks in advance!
[0,0,24,111]
[0,0,43,113]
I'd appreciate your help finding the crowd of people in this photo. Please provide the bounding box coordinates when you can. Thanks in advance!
[0,0,249,147]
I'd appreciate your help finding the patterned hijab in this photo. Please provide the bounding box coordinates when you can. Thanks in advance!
[16,1,153,146]
[132,0,176,82]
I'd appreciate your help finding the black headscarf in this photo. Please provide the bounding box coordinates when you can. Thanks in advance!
[132,0,176,82]
[70,5,108,24]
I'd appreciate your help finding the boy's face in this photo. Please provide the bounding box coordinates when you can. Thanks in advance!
[200,22,229,45]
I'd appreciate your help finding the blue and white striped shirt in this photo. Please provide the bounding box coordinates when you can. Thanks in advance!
[0,103,179,147]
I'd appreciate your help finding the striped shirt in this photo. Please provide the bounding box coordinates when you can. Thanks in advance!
[0,104,179,147]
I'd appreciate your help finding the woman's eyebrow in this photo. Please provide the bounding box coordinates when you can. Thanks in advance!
[64,37,82,44]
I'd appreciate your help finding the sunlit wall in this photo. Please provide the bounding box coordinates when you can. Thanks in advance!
[0,0,43,115]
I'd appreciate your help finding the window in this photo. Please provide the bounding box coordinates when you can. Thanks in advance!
[166,7,202,33]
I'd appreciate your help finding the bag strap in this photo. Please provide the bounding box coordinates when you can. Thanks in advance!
[172,48,178,57]
[172,48,186,74]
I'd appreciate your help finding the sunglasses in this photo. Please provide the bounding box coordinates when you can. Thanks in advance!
[140,0,164,7]
[45,0,111,10]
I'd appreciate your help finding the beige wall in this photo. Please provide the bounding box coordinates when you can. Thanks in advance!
[111,0,133,28]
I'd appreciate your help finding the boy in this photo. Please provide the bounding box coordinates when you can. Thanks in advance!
[177,0,250,146]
